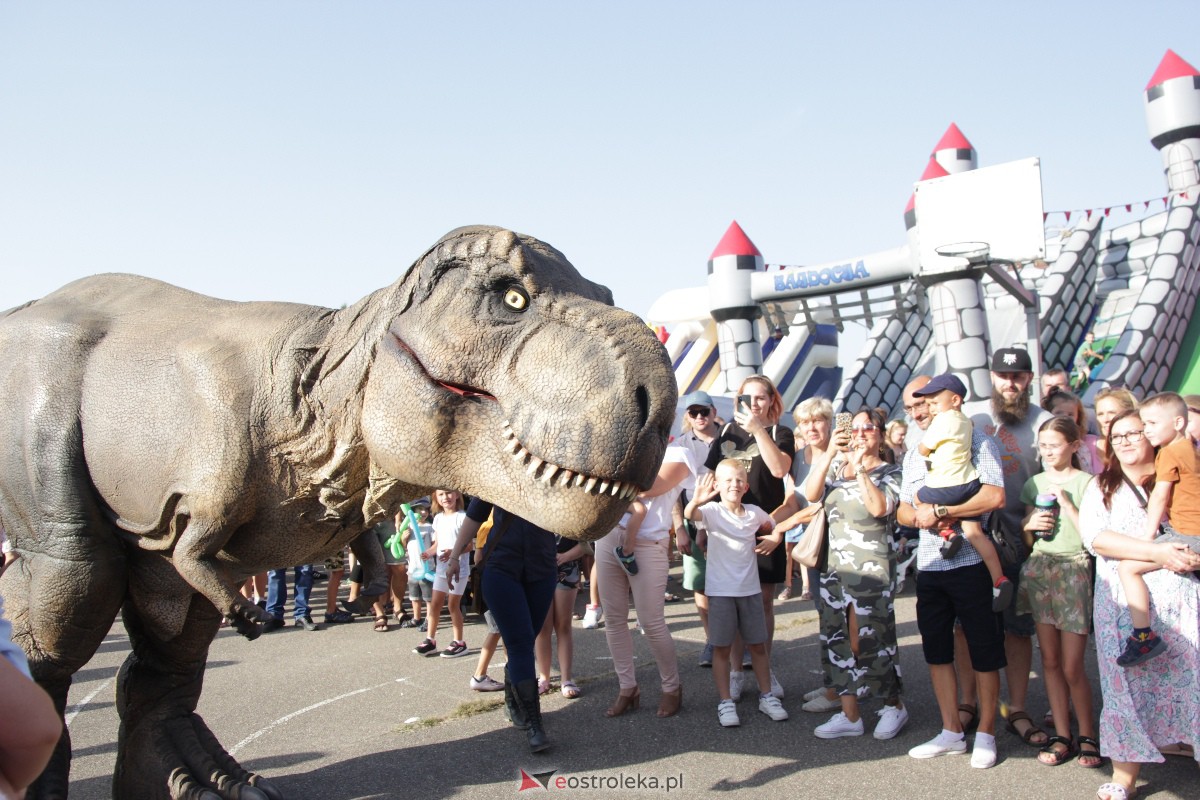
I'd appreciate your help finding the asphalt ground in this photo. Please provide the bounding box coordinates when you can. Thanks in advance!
[60,566,1197,800]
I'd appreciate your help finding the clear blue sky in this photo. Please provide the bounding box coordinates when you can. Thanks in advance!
[2,2,1197,319]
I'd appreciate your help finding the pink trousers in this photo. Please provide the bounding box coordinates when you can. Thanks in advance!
[597,529,680,692]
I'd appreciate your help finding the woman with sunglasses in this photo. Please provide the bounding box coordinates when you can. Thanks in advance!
[803,407,908,741]
[1079,410,1200,800]
[704,375,794,699]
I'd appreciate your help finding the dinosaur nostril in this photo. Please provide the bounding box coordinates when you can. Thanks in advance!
[635,385,650,430]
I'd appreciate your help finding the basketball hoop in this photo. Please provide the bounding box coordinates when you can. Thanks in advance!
[934,242,990,264]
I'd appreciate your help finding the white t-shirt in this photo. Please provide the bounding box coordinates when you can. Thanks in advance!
[675,430,715,494]
[638,446,697,540]
[432,510,466,553]
[697,501,773,597]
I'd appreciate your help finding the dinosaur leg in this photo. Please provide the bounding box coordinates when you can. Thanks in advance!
[341,529,388,614]
[0,522,127,800]
[114,553,282,800]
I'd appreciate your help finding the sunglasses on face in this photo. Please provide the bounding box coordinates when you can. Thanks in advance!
[687,407,711,418]
[852,424,877,433]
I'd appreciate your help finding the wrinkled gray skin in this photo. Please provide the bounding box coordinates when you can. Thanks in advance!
[0,226,675,799]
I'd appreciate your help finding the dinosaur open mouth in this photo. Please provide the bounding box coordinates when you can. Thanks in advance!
[503,421,640,501]
[392,335,497,400]
[393,334,636,501]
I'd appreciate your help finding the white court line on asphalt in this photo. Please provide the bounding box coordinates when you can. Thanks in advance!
[228,679,402,756]
[64,677,114,728]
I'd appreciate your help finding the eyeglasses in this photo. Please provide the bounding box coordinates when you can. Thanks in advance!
[1110,430,1145,444]
[686,407,711,418]
[902,400,926,414]
[851,424,877,433]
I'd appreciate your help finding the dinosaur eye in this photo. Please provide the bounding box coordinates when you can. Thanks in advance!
[503,286,530,312]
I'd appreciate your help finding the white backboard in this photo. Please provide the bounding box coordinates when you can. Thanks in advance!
[914,157,1046,266]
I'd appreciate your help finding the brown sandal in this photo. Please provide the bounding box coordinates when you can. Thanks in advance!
[373,615,389,632]
[958,703,979,732]
[1005,710,1049,746]
[657,687,683,718]
[605,687,640,717]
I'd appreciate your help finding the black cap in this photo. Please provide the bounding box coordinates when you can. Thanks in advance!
[991,347,1033,373]
[912,373,968,399]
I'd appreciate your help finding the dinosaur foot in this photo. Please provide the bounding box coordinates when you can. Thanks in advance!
[225,596,274,640]
[122,713,284,800]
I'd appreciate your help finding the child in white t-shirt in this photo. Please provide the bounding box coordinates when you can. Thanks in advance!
[684,459,788,727]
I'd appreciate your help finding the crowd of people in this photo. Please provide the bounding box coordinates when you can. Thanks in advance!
[3,343,1198,798]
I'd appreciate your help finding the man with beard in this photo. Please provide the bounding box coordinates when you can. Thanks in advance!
[899,376,1007,768]
[961,347,1053,749]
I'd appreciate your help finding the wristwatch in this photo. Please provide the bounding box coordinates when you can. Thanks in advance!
[934,504,949,519]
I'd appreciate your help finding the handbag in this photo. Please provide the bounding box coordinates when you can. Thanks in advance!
[791,505,829,571]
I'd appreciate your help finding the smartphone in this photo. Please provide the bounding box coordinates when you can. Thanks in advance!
[737,394,751,411]
[835,412,852,434]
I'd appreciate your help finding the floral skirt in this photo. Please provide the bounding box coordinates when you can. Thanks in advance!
[1016,550,1093,635]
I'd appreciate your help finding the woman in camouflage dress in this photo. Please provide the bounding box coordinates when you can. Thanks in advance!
[803,407,908,740]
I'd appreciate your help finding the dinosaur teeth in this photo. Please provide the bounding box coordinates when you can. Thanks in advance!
[502,418,631,501]
[583,477,598,494]
[609,481,622,497]
[598,480,610,495]
[542,464,560,483]
[557,469,574,488]
[505,436,521,455]
[527,456,544,478]
[573,473,585,489]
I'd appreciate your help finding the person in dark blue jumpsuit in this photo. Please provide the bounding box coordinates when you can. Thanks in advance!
[446,498,557,752]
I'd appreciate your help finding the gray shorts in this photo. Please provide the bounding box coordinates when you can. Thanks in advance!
[408,579,433,602]
[708,594,768,648]
[1157,528,1200,553]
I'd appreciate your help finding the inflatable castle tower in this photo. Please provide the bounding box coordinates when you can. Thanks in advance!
[648,49,1200,410]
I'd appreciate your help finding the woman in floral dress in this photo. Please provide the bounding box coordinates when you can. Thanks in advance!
[1079,409,1200,800]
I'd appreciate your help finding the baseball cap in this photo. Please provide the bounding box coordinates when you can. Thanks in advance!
[681,390,714,408]
[912,373,967,399]
[991,347,1033,373]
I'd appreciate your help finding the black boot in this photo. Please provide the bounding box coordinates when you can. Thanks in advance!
[504,667,529,730]
[514,678,550,753]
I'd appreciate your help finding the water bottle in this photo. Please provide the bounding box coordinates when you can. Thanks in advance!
[1034,493,1059,540]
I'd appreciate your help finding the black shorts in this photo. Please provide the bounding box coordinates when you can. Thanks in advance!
[916,561,1006,672]
[917,479,982,522]
[757,543,787,585]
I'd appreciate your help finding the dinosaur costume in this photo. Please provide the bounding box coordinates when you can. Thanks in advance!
[0,226,676,799]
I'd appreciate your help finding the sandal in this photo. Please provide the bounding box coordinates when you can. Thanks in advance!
[1037,735,1076,765]
[1077,736,1106,769]
[538,677,551,695]
[957,703,979,733]
[1160,741,1194,758]
[373,615,389,632]
[1005,710,1049,747]
[1096,782,1136,800]
[561,680,581,699]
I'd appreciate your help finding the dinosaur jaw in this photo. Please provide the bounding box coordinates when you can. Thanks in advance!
[386,333,639,503]
[390,335,498,401]
[502,421,640,502]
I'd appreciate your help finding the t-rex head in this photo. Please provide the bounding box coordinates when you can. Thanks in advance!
[361,226,676,540]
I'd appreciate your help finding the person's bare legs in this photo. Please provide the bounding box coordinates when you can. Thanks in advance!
[324,567,345,615]
[1102,762,1141,798]
[426,590,447,643]
[535,603,554,689]
[1036,622,1072,763]
[554,587,578,689]
[954,625,978,727]
[474,630,502,679]
[1005,632,1040,738]
[448,592,465,643]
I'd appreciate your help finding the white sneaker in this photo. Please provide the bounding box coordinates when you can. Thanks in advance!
[729,671,744,702]
[581,604,602,629]
[802,687,826,702]
[758,693,789,721]
[970,732,998,769]
[873,705,909,739]
[802,692,841,713]
[814,711,864,739]
[469,674,504,692]
[717,699,740,727]
[769,670,785,699]
[908,731,968,759]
